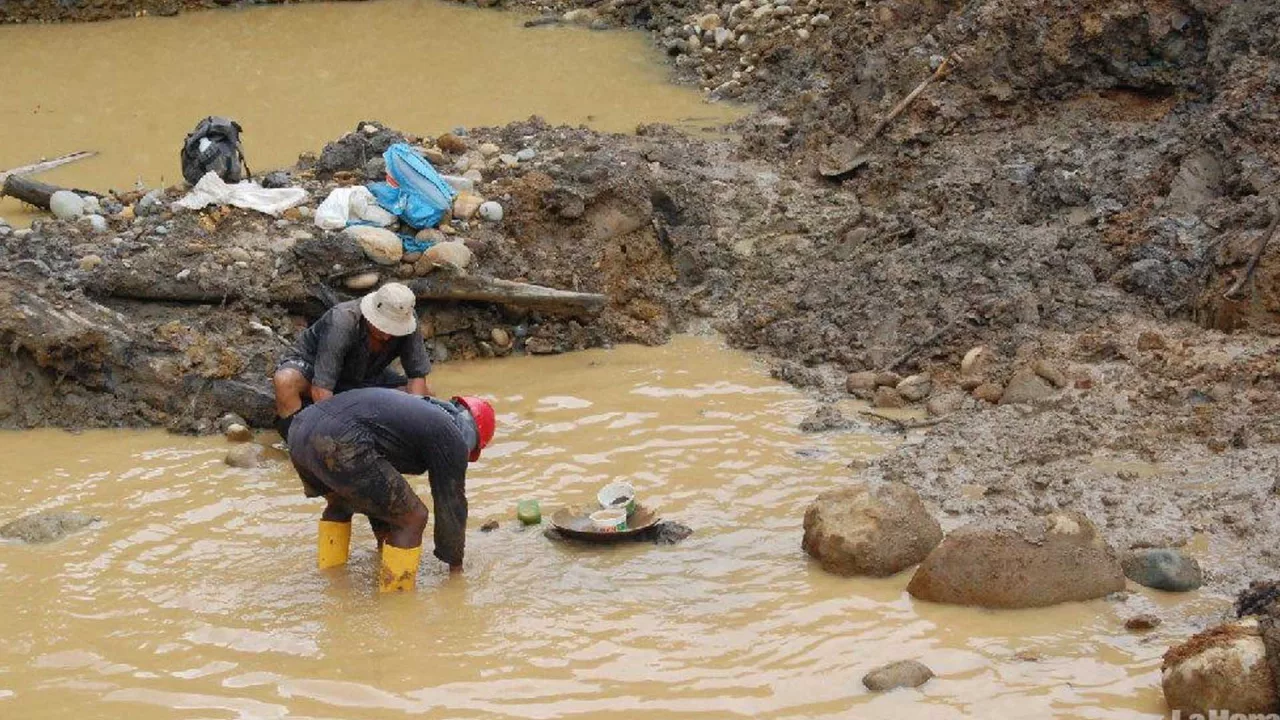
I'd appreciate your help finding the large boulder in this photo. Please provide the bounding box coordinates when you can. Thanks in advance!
[1162,619,1278,716]
[906,512,1126,608]
[803,483,943,577]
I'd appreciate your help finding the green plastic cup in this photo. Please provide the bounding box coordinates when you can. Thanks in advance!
[516,499,541,525]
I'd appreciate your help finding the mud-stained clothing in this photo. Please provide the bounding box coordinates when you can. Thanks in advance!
[287,388,469,566]
[276,357,409,393]
[280,299,431,392]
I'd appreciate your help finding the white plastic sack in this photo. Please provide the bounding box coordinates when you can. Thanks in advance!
[176,172,308,216]
[314,186,396,231]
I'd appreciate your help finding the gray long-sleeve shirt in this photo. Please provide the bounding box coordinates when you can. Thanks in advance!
[290,299,431,391]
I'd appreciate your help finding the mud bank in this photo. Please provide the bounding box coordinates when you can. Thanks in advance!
[2,0,1279,599]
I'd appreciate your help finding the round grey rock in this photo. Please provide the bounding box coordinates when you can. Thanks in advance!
[137,189,165,216]
[50,190,86,220]
[1122,548,1203,592]
[478,201,504,222]
[225,444,266,469]
[0,511,100,543]
[863,660,934,692]
[224,424,254,443]
[81,214,109,234]
[896,373,933,402]
[1000,366,1056,405]
[218,413,249,433]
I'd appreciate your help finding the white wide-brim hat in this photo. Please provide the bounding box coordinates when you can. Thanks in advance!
[360,283,418,337]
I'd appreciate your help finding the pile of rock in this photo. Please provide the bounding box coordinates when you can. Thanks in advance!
[428,129,535,203]
[303,124,542,290]
[845,370,935,410]
[657,0,833,99]
[958,346,1072,405]
[843,345,1074,416]
[49,189,113,235]
[340,225,477,289]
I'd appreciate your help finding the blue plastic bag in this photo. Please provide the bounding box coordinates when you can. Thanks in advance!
[368,143,457,230]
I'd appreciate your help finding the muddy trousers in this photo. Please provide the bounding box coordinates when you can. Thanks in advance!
[288,410,429,592]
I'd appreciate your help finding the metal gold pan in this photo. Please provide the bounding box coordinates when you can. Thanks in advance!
[549,504,661,542]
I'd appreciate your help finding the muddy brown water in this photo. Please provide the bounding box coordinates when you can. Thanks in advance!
[0,0,744,224]
[0,337,1223,718]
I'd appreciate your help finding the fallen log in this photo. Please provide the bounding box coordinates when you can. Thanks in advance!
[405,273,606,316]
[89,269,608,317]
[2,174,102,211]
[0,151,96,184]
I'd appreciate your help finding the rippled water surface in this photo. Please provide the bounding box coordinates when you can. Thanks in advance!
[0,337,1195,718]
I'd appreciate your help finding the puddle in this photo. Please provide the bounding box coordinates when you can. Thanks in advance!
[0,0,745,224]
[0,336,1193,718]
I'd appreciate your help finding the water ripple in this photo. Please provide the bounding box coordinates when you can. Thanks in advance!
[0,338,1179,719]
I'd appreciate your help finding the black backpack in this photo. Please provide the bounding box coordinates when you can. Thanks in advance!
[181,116,250,185]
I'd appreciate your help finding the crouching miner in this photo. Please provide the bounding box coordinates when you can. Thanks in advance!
[286,387,496,592]
[272,283,433,440]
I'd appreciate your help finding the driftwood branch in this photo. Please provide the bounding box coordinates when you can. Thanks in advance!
[820,54,959,179]
[2,174,102,211]
[0,151,96,183]
[405,273,606,316]
[1224,197,1280,301]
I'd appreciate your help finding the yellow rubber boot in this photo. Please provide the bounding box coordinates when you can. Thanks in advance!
[317,520,352,570]
[379,544,422,593]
